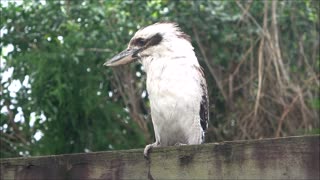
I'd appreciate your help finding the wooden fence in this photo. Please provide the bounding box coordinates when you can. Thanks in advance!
[1,135,319,179]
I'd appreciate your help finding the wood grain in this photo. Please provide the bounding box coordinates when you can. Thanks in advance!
[1,135,319,179]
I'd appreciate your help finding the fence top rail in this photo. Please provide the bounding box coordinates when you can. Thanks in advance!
[1,135,319,180]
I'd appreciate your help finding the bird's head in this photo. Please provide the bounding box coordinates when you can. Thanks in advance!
[104,22,193,67]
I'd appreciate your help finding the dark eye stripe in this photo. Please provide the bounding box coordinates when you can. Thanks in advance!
[131,33,163,48]
[145,33,162,48]
[134,38,146,46]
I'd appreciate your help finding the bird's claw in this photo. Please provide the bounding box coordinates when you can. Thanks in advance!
[144,142,159,159]
[143,144,152,159]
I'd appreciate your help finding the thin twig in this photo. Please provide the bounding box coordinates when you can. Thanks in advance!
[254,0,268,119]
[192,26,228,102]
[271,0,290,84]
[236,0,253,26]
[275,95,299,137]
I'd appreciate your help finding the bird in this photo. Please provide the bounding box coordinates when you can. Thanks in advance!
[104,22,209,158]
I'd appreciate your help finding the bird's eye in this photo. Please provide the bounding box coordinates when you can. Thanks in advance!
[135,38,146,46]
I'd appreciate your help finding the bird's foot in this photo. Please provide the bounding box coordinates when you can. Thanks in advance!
[144,142,159,159]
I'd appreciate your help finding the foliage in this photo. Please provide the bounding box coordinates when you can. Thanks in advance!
[1,0,319,158]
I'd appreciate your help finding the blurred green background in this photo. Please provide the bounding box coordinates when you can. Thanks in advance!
[1,0,319,158]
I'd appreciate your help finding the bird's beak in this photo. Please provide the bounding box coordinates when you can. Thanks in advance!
[104,48,140,67]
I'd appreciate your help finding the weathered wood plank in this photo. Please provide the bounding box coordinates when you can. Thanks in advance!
[1,135,319,179]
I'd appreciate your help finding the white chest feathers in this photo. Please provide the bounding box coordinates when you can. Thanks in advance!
[142,56,205,146]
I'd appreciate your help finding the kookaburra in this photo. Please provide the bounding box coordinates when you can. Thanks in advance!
[104,22,208,158]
